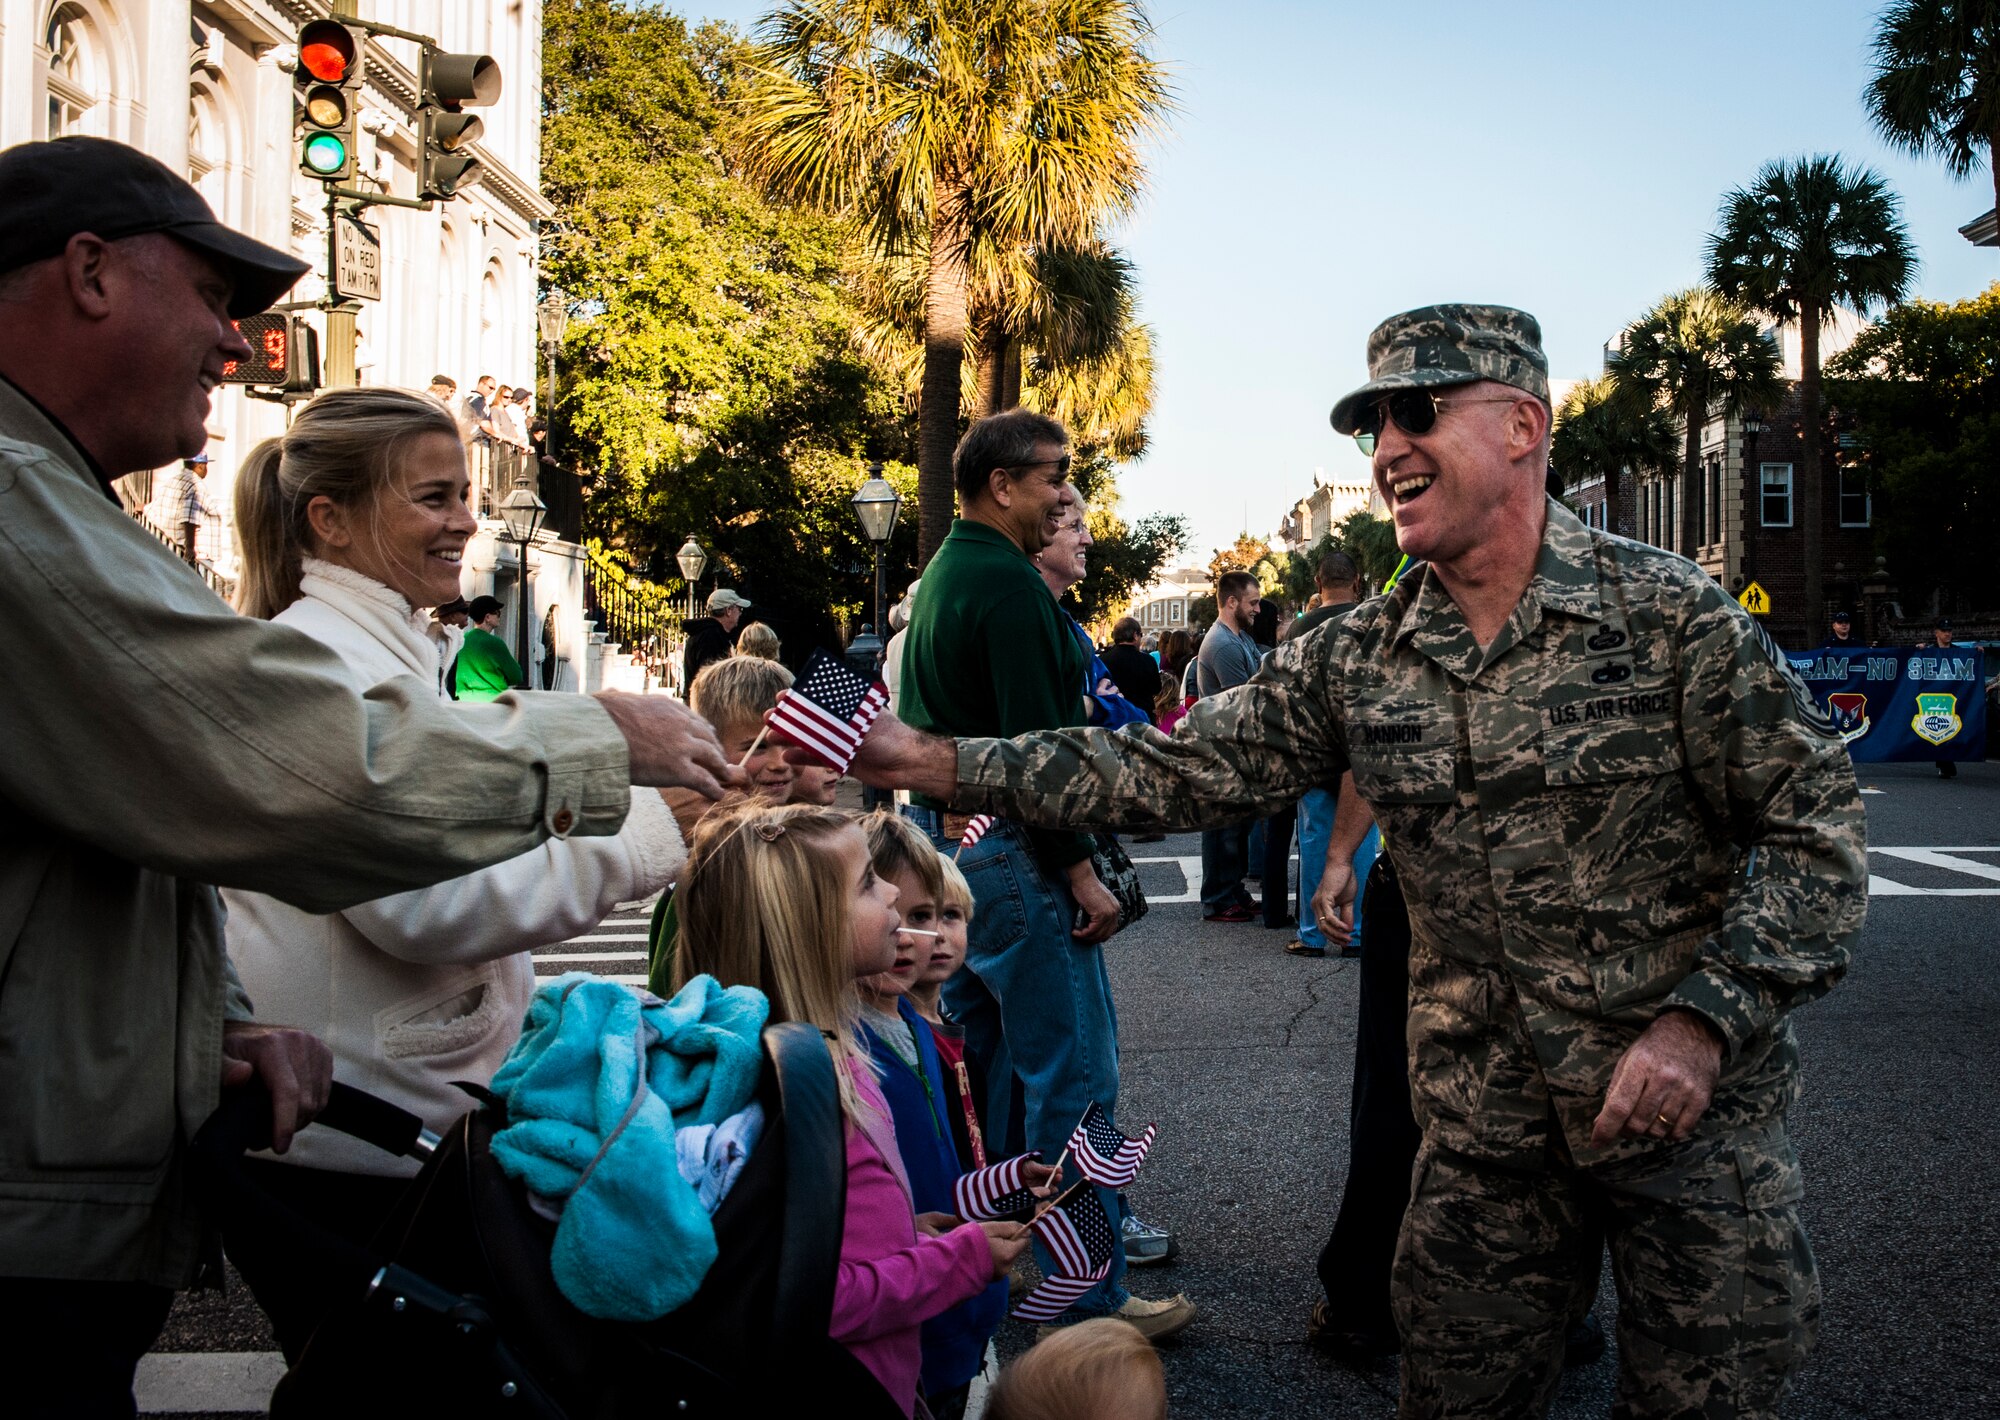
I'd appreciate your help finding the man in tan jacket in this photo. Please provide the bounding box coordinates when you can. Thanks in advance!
[0,137,736,1416]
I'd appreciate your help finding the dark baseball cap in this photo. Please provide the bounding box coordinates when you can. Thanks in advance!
[1831,610,1852,622]
[0,137,309,317]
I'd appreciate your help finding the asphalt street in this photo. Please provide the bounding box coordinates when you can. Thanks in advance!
[141,759,1999,1418]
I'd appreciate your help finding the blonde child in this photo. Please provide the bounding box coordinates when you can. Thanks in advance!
[985,1318,1167,1420]
[907,853,972,1028]
[858,813,1049,1418]
[676,802,1029,1418]
[647,657,797,994]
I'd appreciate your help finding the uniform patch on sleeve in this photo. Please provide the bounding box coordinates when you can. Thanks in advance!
[1748,615,1838,737]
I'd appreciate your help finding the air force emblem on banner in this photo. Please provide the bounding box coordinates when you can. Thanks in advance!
[1826,692,1871,743]
[1912,693,1962,747]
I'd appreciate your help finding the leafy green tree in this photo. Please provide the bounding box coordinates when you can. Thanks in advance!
[1069,509,1188,626]
[1550,375,1677,537]
[1707,157,1915,635]
[1609,287,1783,560]
[1866,1,2000,219]
[735,0,1171,564]
[1335,507,1403,589]
[1828,283,2000,614]
[541,0,915,657]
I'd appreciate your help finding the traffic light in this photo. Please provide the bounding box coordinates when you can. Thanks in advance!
[220,314,321,395]
[418,48,501,201]
[295,19,365,183]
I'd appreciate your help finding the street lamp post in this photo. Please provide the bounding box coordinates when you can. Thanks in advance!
[1741,412,1766,594]
[850,463,902,645]
[536,293,567,464]
[676,535,708,620]
[499,486,548,680]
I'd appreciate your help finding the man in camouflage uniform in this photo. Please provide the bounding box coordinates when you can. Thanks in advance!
[848,305,1867,1418]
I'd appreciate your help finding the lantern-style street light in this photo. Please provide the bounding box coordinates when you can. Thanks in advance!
[676,535,708,619]
[499,486,548,676]
[536,292,568,463]
[850,464,902,643]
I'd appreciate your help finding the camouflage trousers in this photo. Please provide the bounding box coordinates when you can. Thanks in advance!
[1391,1125,1819,1419]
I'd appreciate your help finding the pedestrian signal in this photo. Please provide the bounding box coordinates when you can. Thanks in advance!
[418,48,501,201]
[220,314,321,395]
[295,20,365,183]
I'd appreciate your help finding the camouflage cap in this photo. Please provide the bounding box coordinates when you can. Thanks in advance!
[1329,304,1549,434]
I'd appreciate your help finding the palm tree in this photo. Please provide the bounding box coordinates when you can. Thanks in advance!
[1609,289,1783,559]
[734,0,1170,564]
[1866,1,2000,220]
[1550,376,1677,538]
[1706,155,1915,636]
[971,241,1136,419]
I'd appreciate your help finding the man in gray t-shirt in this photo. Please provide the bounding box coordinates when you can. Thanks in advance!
[1196,571,1263,918]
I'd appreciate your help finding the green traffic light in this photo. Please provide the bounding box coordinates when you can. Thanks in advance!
[302,132,347,177]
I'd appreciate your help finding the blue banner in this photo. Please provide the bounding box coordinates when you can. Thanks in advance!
[1785,646,1987,762]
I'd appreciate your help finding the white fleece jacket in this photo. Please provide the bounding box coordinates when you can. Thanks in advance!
[223,560,685,1176]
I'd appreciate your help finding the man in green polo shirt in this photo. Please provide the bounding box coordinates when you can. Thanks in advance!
[897,408,1195,1341]
[454,594,525,702]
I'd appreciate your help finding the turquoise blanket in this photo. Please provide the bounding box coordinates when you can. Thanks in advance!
[489,973,769,1320]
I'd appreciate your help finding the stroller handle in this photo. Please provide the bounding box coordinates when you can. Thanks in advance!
[195,1079,436,1162]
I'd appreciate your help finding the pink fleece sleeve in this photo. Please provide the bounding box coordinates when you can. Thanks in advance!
[830,1222,994,1345]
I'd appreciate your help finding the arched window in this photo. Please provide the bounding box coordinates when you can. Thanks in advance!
[188,86,225,211]
[44,4,102,138]
[480,258,506,379]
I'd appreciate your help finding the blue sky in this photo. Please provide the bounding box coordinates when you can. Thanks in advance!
[674,0,1999,560]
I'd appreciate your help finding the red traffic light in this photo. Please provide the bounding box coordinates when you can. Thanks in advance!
[298,21,357,83]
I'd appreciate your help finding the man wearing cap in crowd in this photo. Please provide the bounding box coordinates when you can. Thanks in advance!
[0,135,736,1415]
[1929,618,1959,779]
[1824,609,1859,650]
[682,586,751,693]
[846,303,1868,1417]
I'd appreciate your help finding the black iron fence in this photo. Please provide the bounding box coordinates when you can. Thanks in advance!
[139,513,237,604]
[584,547,683,684]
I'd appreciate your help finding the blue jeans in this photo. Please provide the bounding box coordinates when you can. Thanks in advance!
[1200,823,1252,911]
[1297,788,1381,951]
[901,807,1129,1315]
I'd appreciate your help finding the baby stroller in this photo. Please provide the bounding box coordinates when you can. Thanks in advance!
[191,1022,899,1419]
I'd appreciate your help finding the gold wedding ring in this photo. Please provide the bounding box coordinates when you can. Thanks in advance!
[1656,1112,1672,1126]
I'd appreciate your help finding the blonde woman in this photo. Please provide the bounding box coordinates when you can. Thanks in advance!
[221,388,686,1360]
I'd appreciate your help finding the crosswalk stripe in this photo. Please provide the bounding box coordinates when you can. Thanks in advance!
[536,951,647,962]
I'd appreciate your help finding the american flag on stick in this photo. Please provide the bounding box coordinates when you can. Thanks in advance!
[1067,1101,1155,1189]
[1012,1185,1117,1322]
[952,1152,1039,1222]
[760,651,889,775]
[955,814,994,860]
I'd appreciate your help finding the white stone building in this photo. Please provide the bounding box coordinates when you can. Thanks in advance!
[1,0,643,690]
[1275,466,1377,552]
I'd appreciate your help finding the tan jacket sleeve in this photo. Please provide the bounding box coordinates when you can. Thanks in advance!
[0,444,631,915]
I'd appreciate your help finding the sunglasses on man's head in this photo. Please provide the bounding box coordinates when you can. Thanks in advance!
[1351,389,1522,456]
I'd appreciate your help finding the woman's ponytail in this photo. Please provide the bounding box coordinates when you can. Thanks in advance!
[232,437,298,620]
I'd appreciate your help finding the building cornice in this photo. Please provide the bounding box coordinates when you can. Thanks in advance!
[1959,208,1998,248]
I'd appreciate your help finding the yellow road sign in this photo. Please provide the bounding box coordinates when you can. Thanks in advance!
[1738,580,1771,615]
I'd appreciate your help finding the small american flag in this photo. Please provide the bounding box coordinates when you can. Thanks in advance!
[958,814,995,852]
[1068,1101,1155,1189]
[761,651,889,774]
[953,1152,1038,1222]
[1012,1267,1111,1324]
[1012,1185,1117,1321]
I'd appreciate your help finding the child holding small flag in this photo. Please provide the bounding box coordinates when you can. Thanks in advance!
[858,812,1047,1418]
[913,854,989,1175]
[676,802,1029,1418]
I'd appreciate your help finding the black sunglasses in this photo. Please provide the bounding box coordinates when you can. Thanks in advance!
[1352,390,1520,456]
[1006,453,1073,479]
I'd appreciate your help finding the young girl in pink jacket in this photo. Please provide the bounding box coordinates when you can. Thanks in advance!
[676,801,1030,1416]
